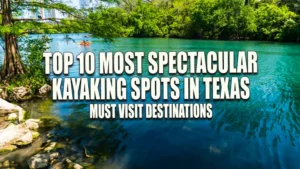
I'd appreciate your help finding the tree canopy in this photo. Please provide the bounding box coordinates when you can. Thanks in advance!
[86,0,300,41]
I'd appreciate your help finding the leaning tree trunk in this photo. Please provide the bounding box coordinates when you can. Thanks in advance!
[1,0,25,79]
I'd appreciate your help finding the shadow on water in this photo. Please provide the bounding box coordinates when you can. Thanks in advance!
[48,103,129,167]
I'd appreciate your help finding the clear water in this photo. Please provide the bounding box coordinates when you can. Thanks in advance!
[1,34,300,169]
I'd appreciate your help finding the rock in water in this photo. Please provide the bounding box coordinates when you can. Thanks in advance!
[65,159,83,169]
[0,119,40,153]
[11,86,33,101]
[0,125,33,147]
[27,154,50,169]
[73,163,84,169]
[49,161,65,169]
[27,153,59,169]
[23,119,41,131]
[39,84,52,95]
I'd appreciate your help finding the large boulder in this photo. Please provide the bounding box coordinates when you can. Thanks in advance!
[11,86,33,101]
[0,119,40,153]
[38,84,52,95]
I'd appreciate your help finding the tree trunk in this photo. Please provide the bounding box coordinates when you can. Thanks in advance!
[1,0,25,79]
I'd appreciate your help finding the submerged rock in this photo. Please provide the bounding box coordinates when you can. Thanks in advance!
[65,159,83,169]
[44,142,57,152]
[38,84,52,95]
[11,86,33,101]
[49,161,65,169]
[39,116,60,128]
[27,152,59,169]
[0,159,18,168]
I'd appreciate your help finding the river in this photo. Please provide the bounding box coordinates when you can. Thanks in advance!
[1,34,300,169]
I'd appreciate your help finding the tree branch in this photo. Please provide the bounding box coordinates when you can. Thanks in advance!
[13,18,62,22]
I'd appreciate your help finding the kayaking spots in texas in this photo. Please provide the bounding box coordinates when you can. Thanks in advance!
[43,50,258,120]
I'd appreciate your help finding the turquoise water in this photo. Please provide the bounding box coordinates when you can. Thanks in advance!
[1,34,300,169]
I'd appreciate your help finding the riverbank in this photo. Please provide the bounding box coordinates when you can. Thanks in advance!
[0,84,51,102]
[0,98,87,169]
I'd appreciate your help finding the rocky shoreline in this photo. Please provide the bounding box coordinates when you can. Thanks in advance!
[0,83,123,169]
[0,82,88,169]
[0,84,52,102]
[0,98,86,169]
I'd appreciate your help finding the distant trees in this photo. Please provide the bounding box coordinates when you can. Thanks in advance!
[255,4,297,41]
[87,0,300,42]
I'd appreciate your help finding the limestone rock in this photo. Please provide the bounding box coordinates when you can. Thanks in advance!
[11,86,33,101]
[32,131,40,139]
[27,153,59,169]
[16,131,33,146]
[23,119,40,131]
[49,161,65,169]
[73,163,83,169]
[27,154,50,169]
[38,84,52,95]
[0,144,17,153]
[0,98,27,122]
[44,142,57,152]
[50,152,59,160]
[65,159,83,169]
[6,113,17,121]
[0,121,40,152]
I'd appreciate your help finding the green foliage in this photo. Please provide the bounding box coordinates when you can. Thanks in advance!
[88,7,133,38]
[255,4,296,40]
[167,0,196,38]
[1,0,299,46]
[191,0,257,39]
[129,1,169,37]
[6,36,52,93]
[83,0,299,42]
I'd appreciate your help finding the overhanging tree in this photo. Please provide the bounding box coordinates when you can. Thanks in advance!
[0,0,82,80]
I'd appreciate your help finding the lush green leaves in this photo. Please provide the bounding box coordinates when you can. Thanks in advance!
[86,0,299,42]
[255,4,296,40]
